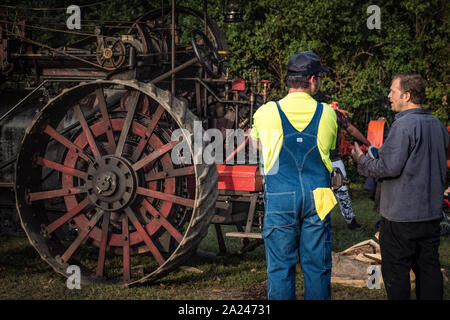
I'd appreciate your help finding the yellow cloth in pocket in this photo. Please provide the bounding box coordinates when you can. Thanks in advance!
[312,188,337,220]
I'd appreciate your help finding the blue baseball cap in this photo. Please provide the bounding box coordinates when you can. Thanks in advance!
[287,51,329,76]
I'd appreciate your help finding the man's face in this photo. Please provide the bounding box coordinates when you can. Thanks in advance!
[388,78,407,112]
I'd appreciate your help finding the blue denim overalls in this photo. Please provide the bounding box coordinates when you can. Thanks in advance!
[262,101,332,300]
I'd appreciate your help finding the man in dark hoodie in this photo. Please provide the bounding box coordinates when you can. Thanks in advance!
[351,73,448,300]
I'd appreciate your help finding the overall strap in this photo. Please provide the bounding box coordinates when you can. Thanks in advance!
[275,100,323,136]
[305,101,323,136]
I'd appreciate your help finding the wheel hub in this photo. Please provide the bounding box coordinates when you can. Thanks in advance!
[103,48,113,59]
[95,171,117,196]
[86,156,137,211]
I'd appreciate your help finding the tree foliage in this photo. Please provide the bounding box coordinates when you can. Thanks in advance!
[3,0,449,126]
[211,0,449,126]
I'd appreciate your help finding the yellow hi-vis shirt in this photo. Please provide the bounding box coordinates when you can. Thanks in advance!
[251,92,338,220]
[251,92,337,174]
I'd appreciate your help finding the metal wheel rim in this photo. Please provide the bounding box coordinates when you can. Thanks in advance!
[15,79,218,285]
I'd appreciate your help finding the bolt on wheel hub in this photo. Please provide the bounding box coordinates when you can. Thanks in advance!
[103,48,113,59]
[86,155,137,211]
[95,171,117,196]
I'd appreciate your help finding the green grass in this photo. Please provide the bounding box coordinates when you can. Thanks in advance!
[0,183,448,300]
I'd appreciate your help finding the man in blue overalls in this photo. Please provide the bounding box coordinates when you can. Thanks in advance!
[251,51,338,300]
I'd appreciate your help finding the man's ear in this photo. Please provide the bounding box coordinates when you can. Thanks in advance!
[403,91,411,103]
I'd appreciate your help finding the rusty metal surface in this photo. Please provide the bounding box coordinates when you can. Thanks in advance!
[216,164,263,192]
[15,79,218,285]
[0,89,46,236]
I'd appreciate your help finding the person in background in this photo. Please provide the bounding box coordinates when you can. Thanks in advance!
[352,73,448,300]
[329,101,372,230]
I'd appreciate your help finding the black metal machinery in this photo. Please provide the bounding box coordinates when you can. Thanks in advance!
[0,2,267,285]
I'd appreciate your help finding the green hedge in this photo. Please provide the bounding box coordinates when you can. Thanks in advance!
[4,0,449,127]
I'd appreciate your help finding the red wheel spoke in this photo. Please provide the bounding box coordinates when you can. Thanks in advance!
[74,104,103,162]
[124,207,165,265]
[122,215,131,282]
[96,211,110,278]
[136,187,195,208]
[28,187,85,202]
[45,198,90,235]
[60,209,104,264]
[115,91,139,157]
[141,199,183,243]
[43,125,91,162]
[131,104,165,162]
[145,166,195,181]
[132,140,179,171]
[36,156,87,180]
[96,88,116,153]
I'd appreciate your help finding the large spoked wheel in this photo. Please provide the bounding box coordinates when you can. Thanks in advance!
[133,6,229,52]
[15,80,218,285]
[191,30,222,78]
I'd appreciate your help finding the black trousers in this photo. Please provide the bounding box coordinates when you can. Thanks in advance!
[379,216,443,300]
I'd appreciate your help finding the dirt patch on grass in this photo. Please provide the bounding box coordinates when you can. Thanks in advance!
[162,282,269,300]
[241,281,267,300]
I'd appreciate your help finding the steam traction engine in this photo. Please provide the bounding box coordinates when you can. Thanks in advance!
[0,4,266,285]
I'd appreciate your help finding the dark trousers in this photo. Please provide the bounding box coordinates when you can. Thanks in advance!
[379,217,443,300]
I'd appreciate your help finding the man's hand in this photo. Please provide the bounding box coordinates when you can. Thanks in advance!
[445,186,450,197]
[351,142,364,161]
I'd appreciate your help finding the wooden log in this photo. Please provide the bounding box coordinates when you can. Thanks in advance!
[364,253,382,264]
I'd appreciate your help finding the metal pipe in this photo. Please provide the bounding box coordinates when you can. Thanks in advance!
[2,29,111,70]
[0,80,48,124]
[187,78,252,105]
[149,57,198,84]
[224,135,250,163]
[0,158,16,170]
[177,77,254,84]
[234,91,239,129]
[0,182,14,189]
[204,0,208,35]
[250,92,255,127]
[195,81,201,115]
[171,0,176,95]
[203,86,207,119]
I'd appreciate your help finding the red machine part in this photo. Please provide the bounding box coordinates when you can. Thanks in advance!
[231,78,245,91]
[330,102,369,157]
[330,101,349,117]
[216,164,263,192]
[367,119,386,148]
[339,132,367,156]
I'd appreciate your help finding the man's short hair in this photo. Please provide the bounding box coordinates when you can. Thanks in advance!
[286,73,318,89]
[393,73,425,104]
